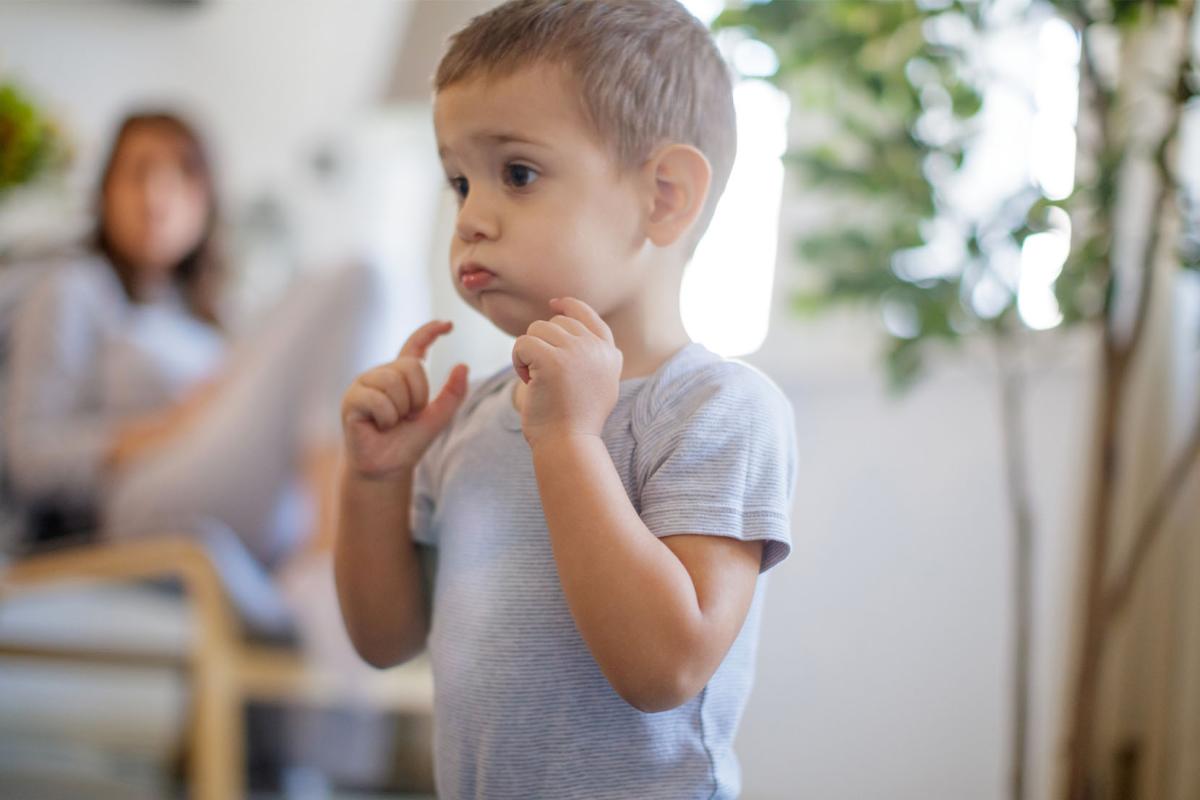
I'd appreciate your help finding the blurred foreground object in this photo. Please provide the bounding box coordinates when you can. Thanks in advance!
[0,536,433,799]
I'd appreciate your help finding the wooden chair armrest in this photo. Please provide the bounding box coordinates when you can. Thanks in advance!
[3,536,216,588]
[0,536,241,653]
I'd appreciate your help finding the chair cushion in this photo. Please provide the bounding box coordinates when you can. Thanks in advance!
[0,580,192,660]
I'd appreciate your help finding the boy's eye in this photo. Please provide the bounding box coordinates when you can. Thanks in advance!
[448,176,468,200]
[503,163,538,189]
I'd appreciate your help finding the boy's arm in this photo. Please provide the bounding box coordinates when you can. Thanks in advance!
[333,466,429,668]
[333,319,468,670]
[513,297,767,712]
[532,434,763,714]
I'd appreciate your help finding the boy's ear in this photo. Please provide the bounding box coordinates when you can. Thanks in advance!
[641,144,712,249]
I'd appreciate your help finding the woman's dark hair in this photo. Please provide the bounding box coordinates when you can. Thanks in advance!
[93,111,225,327]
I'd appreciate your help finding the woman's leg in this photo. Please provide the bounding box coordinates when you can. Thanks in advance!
[102,262,391,568]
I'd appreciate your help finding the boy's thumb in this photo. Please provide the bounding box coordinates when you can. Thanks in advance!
[418,363,469,432]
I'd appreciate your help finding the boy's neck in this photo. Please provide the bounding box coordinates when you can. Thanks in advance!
[603,275,692,381]
[610,317,691,381]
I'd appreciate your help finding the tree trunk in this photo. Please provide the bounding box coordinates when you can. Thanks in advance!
[1066,346,1126,800]
[995,332,1035,800]
[1063,3,1194,793]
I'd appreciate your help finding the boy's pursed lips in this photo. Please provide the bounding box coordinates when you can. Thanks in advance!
[458,260,497,291]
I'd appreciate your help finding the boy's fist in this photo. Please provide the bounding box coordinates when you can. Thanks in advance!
[511,297,622,448]
[341,320,469,479]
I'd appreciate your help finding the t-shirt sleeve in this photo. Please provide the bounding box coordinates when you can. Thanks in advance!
[633,362,797,573]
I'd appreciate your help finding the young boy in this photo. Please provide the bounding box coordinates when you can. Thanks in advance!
[335,1,798,797]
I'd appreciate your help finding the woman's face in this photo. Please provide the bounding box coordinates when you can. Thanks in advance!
[103,124,209,283]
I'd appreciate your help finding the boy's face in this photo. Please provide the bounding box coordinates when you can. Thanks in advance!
[434,63,647,339]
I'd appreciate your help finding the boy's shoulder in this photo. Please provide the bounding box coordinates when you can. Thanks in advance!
[631,343,794,434]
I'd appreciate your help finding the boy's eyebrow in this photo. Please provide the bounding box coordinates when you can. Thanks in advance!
[476,130,548,148]
[438,129,550,159]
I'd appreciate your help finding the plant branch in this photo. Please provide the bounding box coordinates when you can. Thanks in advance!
[1123,0,1195,361]
[1096,0,1197,617]
[1104,402,1200,617]
[994,328,1035,800]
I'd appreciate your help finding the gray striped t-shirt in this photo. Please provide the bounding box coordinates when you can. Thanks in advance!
[411,341,797,799]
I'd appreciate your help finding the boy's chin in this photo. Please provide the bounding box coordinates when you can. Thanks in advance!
[475,294,551,338]
[490,317,529,339]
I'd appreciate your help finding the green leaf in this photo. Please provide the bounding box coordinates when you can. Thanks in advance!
[790,289,835,317]
[0,83,70,195]
[715,0,1135,394]
[948,83,983,118]
[885,336,924,395]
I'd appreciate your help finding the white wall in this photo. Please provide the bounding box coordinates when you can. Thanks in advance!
[0,0,409,203]
[738,303,1090,799]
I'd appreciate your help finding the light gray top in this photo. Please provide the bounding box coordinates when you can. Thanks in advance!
[4,255,226,506]
[411,340,798,799]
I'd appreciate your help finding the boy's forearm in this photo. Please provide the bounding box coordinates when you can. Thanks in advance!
[530,434,707,710]
[333,463,428,668]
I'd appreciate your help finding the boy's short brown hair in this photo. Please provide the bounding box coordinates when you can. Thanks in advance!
[435,0,737,246]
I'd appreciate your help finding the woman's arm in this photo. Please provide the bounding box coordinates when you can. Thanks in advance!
[6,268,119,504]
[104,376,225,470]
[7,265,228,491]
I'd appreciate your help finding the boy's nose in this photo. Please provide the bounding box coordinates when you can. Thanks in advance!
[455,194,499,242]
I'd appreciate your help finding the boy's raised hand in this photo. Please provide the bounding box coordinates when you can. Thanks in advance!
[341,320,469,479]
[512,297,622,448]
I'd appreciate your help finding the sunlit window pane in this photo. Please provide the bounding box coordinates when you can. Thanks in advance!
[682,79,789,357]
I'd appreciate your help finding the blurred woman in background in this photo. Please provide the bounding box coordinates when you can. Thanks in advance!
[4,111,387,632]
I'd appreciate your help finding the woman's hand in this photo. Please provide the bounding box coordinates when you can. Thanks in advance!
[105,376,227,472]
[341,320,469,480]
[105,411,179,471]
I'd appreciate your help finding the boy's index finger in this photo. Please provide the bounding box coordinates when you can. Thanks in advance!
[399,320,454,361]
[549,297,613,344]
